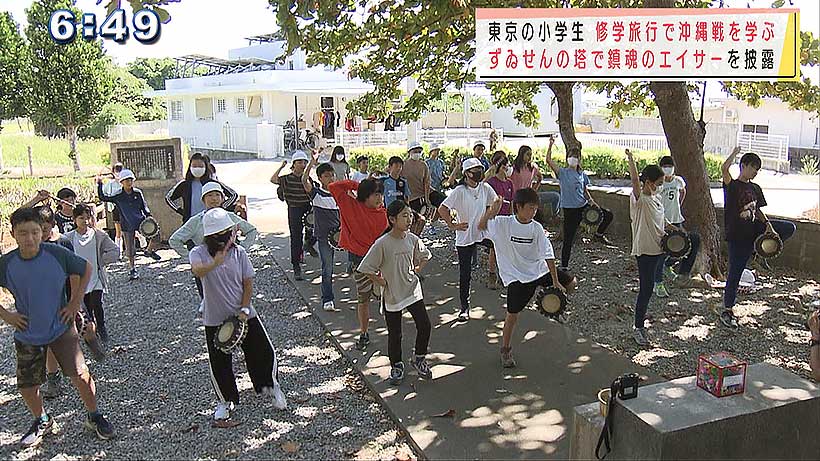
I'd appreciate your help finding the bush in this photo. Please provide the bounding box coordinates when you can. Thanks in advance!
[348,144,724,180]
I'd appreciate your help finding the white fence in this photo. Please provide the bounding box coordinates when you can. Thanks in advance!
[736,132,790,172]
[335,127,502,149]
[108,120,169,141]
[577,133,669,152]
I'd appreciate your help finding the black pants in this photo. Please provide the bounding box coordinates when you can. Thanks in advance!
[635,254,663,329]
[204,317,279,404]
[83,290,104,333]
[456,240,493,310]
[287,204,316,269]
[561,205,614,268]
[384,300,431,365]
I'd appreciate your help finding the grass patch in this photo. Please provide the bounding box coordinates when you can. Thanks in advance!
[0,133,109,173]
[0,175,98,237]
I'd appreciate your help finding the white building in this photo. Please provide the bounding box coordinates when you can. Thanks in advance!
[705,97,820,148]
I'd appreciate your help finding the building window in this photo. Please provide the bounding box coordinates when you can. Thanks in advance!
[248,95,263,118]
[742,124,769,134]
[170,100,183,121]
[216,98,227,113]
[195,98,214,121]
[236,97,246,114]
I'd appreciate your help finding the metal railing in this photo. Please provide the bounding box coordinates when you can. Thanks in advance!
[334,127,502,148]
[108,120,169,141]
[736,132,790,173]
[577,133,669,152]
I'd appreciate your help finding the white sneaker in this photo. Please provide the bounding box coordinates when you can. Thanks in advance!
[214,401,235,420]
[322,301,339,312]
[263,386,288,410]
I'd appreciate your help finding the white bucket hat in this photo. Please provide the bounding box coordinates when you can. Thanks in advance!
[118,169,135,182]
[462,157,484,173]
[201,182,224,200]
[473,140,486,149]
[291,150,309,162]
[429,143,441,152]
[202,208,235,236]
[407,141,423,152]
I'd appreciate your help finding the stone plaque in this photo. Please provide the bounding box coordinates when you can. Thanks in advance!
[116,144,177,180]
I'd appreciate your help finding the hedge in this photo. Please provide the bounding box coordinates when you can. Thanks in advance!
[349,144,723,181]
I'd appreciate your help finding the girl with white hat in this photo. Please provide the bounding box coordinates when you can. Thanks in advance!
[190,208,286,421]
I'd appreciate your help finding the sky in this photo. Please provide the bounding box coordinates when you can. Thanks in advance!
[1,0,817,94]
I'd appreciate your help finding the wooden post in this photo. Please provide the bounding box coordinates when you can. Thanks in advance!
[27,145,33,176]
[0,141,4,172]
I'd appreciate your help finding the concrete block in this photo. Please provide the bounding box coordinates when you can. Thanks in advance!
[571,363,820,460]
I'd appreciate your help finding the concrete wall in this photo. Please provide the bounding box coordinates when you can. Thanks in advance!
[421,112,492,128]
[541,183,820,274]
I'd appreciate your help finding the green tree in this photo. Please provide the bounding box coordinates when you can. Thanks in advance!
[0,12,29,128]
[26,0,115,171]
[110,66,166,121]
[127,57,177,90]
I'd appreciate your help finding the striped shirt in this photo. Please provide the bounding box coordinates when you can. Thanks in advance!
[279,174,310,205]
[310,183,340,238]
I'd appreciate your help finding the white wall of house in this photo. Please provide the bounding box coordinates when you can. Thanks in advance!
[227,42,308,70]
[719,99,819,148]
[490,86,583,136]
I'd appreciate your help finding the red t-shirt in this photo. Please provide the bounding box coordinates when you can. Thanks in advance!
[487,177,514,215]
[328,180,388,257]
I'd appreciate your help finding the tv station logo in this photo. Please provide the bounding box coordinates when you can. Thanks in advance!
[48,8,162,44]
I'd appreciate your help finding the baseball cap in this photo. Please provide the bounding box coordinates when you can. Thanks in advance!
[291,150,309,162]
[118,169,136,182]
[201,182,224,200]
[202,208,235,236]
[462,158,484,173]
[473,140,486,148]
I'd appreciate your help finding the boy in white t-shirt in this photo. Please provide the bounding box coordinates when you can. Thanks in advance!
[655,156,701,296]
[479,188,577,368]
[438,158,498,322]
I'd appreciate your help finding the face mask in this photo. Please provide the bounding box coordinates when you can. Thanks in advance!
[662,166,674,176]
[410,152,421,160]
[567,157,579,168]
[466,169,484,183]
[505,166,513,177]
[191,166,207,178]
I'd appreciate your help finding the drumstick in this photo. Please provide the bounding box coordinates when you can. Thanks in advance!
[50,194,76,208]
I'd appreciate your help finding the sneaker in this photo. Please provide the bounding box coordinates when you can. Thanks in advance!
[20,416,53,447]
[322,301,339,312]
[263,386,288,410]
[84,412,115,440]
[42,373,62,399]
[97,325,110,345]
[594,233,613,245]
[633,327,650,346]
[145,250,161,261]
[486,274,499,291]
[389,362,405,385]
[654,283,670,298]
[129,269,139,280]
[500,347,517,368]
[457,307,470,322]
[213,402,235,421]
[294,268,304,281]
[355,332,370,351]
[663,265,677,281]
[86,336,106,362]
[306,246,318,258]
[413,355,433,380]
[719,310,739,329]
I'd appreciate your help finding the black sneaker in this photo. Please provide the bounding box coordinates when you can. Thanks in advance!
[355,332,370,350]
[389,362,405,385]
[20,416,52,447]
[84,412,115,440]
[719,310,739,329]
[145,250,162,261]
[306,246,318,258]
[294,268,304,281]
[413,356,432,380]
[129,269,139,281]
[457,307,470,322]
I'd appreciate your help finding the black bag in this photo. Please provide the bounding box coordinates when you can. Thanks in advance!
[277,184,285,202]
[595,373,640,459]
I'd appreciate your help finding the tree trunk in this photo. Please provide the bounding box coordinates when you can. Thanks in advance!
[547,82,582,153]
[68,125,81,172]
[646,0,722,276]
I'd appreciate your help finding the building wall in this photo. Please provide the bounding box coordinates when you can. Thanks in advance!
[721,99,819,148]
[491,86,582,136]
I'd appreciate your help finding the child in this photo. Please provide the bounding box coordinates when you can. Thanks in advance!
[626,149,668,346]
[438,158,498,322]
[426,143,447,197]
[302,151,341,312]
[64,204,120,344]
[96,169,161,280]
[169,182,258,301]
[479,189,576,367]
[190,208,286,421]
[351,155,370,183]
[166,152,239,224]
[329,178,388,350]
[484,151,515,290]
[54,188,78,234]
[720,148,796,328]
[329,146,351,181]
[270,151,318,280]
[358,200,433,385]
[545,136,614,270]
[404,142,431,214]
[0,207,115,447]
[510,144,560,227]
[383,156,411,208]
[654,156,701,296]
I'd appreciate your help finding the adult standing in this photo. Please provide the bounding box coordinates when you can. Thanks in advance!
[166,152,239,224]
[511,144,560,225]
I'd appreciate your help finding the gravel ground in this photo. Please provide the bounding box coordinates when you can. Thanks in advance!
[422,219,819,381]
[0,235,414,460]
